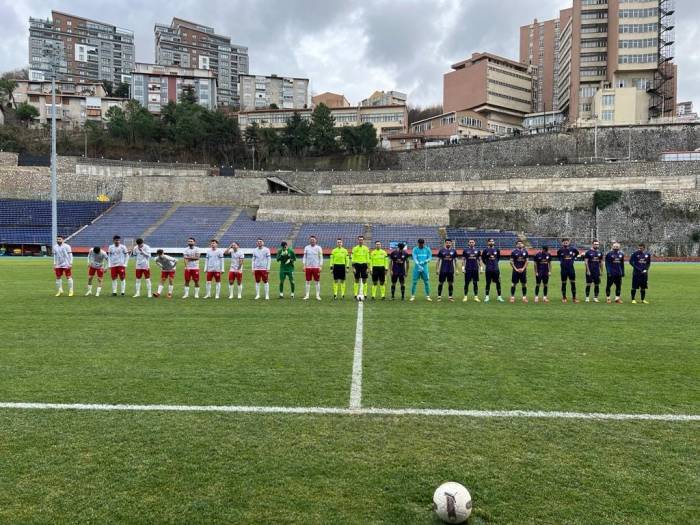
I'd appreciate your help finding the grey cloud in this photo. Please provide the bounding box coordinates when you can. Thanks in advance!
[0,0,698,109]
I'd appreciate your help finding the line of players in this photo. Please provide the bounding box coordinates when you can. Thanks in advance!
[51,234,652,304]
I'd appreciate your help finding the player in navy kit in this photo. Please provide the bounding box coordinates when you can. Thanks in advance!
[436,239,458,301]
[533,245,551,303]
[481,238,504,303]
[509,240,529,303]
[605,242,625,304]
[461,238,482,302]
[389,243,409,300]
[630,243,652,304]
[584,240,604,302]
[557,238,580,303]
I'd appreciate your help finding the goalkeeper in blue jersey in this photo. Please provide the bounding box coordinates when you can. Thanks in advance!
[410,238,433,302]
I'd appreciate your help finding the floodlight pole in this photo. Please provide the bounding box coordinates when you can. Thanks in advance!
[50,65,57,244]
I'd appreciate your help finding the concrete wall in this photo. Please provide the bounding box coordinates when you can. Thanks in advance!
[122,177,268,205]
[0,166,125,201]
[76,162,210,178]
[239,161,700,194]
[0,152,18,166]
[395,125,700,169]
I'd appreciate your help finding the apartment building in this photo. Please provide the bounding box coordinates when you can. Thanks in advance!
[547,0,676,123]
[443,52,534,134]
[520,17,562,113]
[312,92,351,108]
[239,75,309,111]
[131,63,217,114]
[28,11,134,86]
[237,104,407,138]
[360,90,407,107]
[13,79,125,128]
[154,18,248,108]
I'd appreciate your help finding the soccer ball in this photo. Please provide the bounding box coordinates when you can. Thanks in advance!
[433,482,472,523]
[357,293,364,302]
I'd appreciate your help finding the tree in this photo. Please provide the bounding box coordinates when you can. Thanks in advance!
[408,104,443,125]
[106,106,129,140]
[269,103,279,110]
[283,112,311,157]
[309,103,337,154]
[179,85,197,105]
[339,123,378,154]
[114,82,130,98]
[0,78,18,108]
[1,68,28,81]
[15,102,39,126]
[102,80,114,97]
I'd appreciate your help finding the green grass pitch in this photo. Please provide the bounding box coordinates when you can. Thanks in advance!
[1,258,698,524]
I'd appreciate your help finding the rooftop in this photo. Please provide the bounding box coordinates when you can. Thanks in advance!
[451,52,529,72]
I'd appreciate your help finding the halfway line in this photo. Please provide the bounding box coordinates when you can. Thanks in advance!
[0,402,698,422]
[349,301,364,409]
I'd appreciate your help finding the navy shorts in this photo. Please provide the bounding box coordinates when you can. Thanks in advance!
[511,270,527,284]
[439,272,455,283]
[561,267,576,281]
[586,272,601,284]
[535,273,549,285]
[632,271,648,289]
[464,269,479,283]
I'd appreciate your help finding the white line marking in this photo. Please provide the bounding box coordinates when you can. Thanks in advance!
[349,301,364,409]
[0,402,698,422]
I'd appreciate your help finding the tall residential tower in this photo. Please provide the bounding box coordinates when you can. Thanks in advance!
[28,10,134,86]
[154,18,249,108]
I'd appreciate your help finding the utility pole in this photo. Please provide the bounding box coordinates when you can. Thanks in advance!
[593,115,599,161]
[84,128,88,159]
[628,125,632,161]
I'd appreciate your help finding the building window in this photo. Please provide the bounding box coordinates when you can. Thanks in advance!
[602,110,614,121]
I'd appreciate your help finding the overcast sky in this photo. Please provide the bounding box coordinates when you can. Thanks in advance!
[1,0,698,109]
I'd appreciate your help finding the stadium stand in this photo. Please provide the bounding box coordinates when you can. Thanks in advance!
[220,212,293,248]
[69,202,172,247]
[296,223,365,248]
[371,225,442,248]
[446,228,519,249]
[147,206,237,247]
[0,199,111,245]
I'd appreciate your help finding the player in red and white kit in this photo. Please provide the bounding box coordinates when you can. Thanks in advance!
[132,238,152,298]
[225,241,245,299]
[53,235,74,296]
[182,237,201,299]
[86,246,108,296]
[154,249,177,298]
[251,238,271,300]
[108,235,129,296]
[303,235,323,301]
[204,239,225,299]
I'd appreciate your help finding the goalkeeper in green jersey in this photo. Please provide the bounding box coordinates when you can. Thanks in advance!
[329,238,350,299]
[370,241,389,300]
[276,241,296,298]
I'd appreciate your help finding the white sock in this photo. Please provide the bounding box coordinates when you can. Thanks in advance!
[255,283,260,296]
[315,282,321,297]
[264,283,269,298]
[112,280,118,294]
[87,284,92,293]
[146,279,152,295]
[238,284,243,298]
[168,284,173,295]
[194,286,199,298]
[305,282,310,296]
[120,280,126,294]
[157,284,163,295]
[135,280,141,295]
[96,286,101,296]
[215,282,221,298]
[56,279,62,291]
[67,278,73,292]
[183,286,190,298]
[206,282,211,296]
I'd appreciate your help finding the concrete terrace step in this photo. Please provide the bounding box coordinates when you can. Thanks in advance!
[141,203,181,239]
[214,208,244,240]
